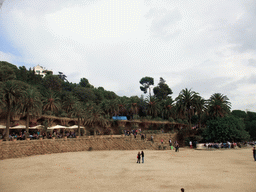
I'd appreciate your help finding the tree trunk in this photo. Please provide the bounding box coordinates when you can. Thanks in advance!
[25,113,29,139]
[94,126,96,136]
[78,116,81,136]
[5,107,11,141]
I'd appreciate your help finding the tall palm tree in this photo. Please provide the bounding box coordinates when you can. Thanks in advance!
[0,80,24,140]
[115,97,128,116]
[68,101,85,137]
[160,97,174,120]
[175,88,199,128]
[42,91,61,115]
[84,105,107,135]
[20,87,42,139]
[127,96,140,119]
[207,93,231,118]
[194,95,206,128]
[146,96,160,118]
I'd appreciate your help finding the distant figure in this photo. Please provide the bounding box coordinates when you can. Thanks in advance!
[253,147,256,161]
[151,135,154,143]
[169,138,172,146]
[141,151,144,163]
[137,152,141,163]
[161,139,163,144]
[189,141,192,149]
[175,143,179,152]
[181,188,185,192]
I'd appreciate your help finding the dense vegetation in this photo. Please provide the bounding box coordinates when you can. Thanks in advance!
[0,61,254,142]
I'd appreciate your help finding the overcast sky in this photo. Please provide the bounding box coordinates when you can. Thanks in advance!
[0,0,256,111]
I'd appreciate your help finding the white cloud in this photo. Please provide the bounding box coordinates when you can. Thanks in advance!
[0,0,256,111]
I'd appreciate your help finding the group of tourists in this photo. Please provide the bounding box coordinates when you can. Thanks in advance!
[136,151,144,163]
[0,130,80,141]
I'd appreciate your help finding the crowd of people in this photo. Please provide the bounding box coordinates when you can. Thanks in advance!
[0,130,81,140]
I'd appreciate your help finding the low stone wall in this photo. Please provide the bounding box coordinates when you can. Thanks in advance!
[0,133,177,160]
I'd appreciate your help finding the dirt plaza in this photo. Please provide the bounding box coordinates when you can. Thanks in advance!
[0,147,255,192]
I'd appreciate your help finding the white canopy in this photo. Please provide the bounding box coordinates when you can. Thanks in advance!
[10,125,27,129]
[48,125,68,130]
[30,125,43,129]
[67,125,85,129]
[0,125,6,129]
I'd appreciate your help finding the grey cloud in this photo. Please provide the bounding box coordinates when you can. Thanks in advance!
[147,8,182,41]
[228,1,256,52]
[0,0,4,9]
[248,59,256,67]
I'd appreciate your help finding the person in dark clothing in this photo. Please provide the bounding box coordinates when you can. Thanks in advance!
[175,143,179,152]
[137,152,141,163]
[181,188,185,192]
[253,147,256,161]
[141,151,144,163]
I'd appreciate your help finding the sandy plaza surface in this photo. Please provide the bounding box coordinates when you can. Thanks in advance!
[0,147,255,192]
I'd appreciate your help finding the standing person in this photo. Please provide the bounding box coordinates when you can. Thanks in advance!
[189,141,192,149]
[253,147,256,161]
[161,139,163,144]
[141,151,144,163]
[169,138,172,146]
[181,188,185,192]
[151,135,154,143]
[175,142,179,152]
[137,152,141,163]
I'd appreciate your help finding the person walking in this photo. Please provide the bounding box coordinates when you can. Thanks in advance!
[161,139,163,144]
[141,151,144,163]
[137,152,141,163]
[151,135,154,143]
[253,147,256,161]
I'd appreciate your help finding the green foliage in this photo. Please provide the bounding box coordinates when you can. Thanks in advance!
[43,75,62,91]
[0,61,17,81]
[203,115,250,142]
[207,93,231,118]
[79,78,93,88]
[231,110,247,119]
[139,76,154,96]
[73,86,96,103]
[153,77,173,100]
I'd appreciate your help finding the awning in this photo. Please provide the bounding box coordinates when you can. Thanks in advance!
[66,125,85,129]
[48,125,68,130]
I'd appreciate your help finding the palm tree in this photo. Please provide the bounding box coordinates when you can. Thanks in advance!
[68,101,85,137]
[115,97,128,116]
[160,97,174,120]
[175,88,199,128]
[194,95,206,128]
[42,91,61,115]
[84,105,107,135]
[207,93,231,118]
[127,96,140,119]
[20,87,42,139]
[146,96,160,118]
[0,80,24,141]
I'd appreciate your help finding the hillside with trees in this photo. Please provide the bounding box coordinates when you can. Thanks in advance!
[0,61,254,142]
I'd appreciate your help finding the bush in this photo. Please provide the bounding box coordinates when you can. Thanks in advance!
[88,147,93,151]
[168,117,174,122]
[158,145,162,150]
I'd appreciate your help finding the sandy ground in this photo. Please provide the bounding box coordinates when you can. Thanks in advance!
[0,148,255,192]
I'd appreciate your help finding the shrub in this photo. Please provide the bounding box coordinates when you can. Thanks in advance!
[88,147,93,151]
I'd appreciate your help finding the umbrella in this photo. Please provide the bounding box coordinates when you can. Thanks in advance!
[48,125,68,130]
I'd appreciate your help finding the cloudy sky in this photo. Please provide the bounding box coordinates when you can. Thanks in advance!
[0,0,256,111]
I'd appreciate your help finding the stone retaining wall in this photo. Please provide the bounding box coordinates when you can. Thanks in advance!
[0,133,177,160]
